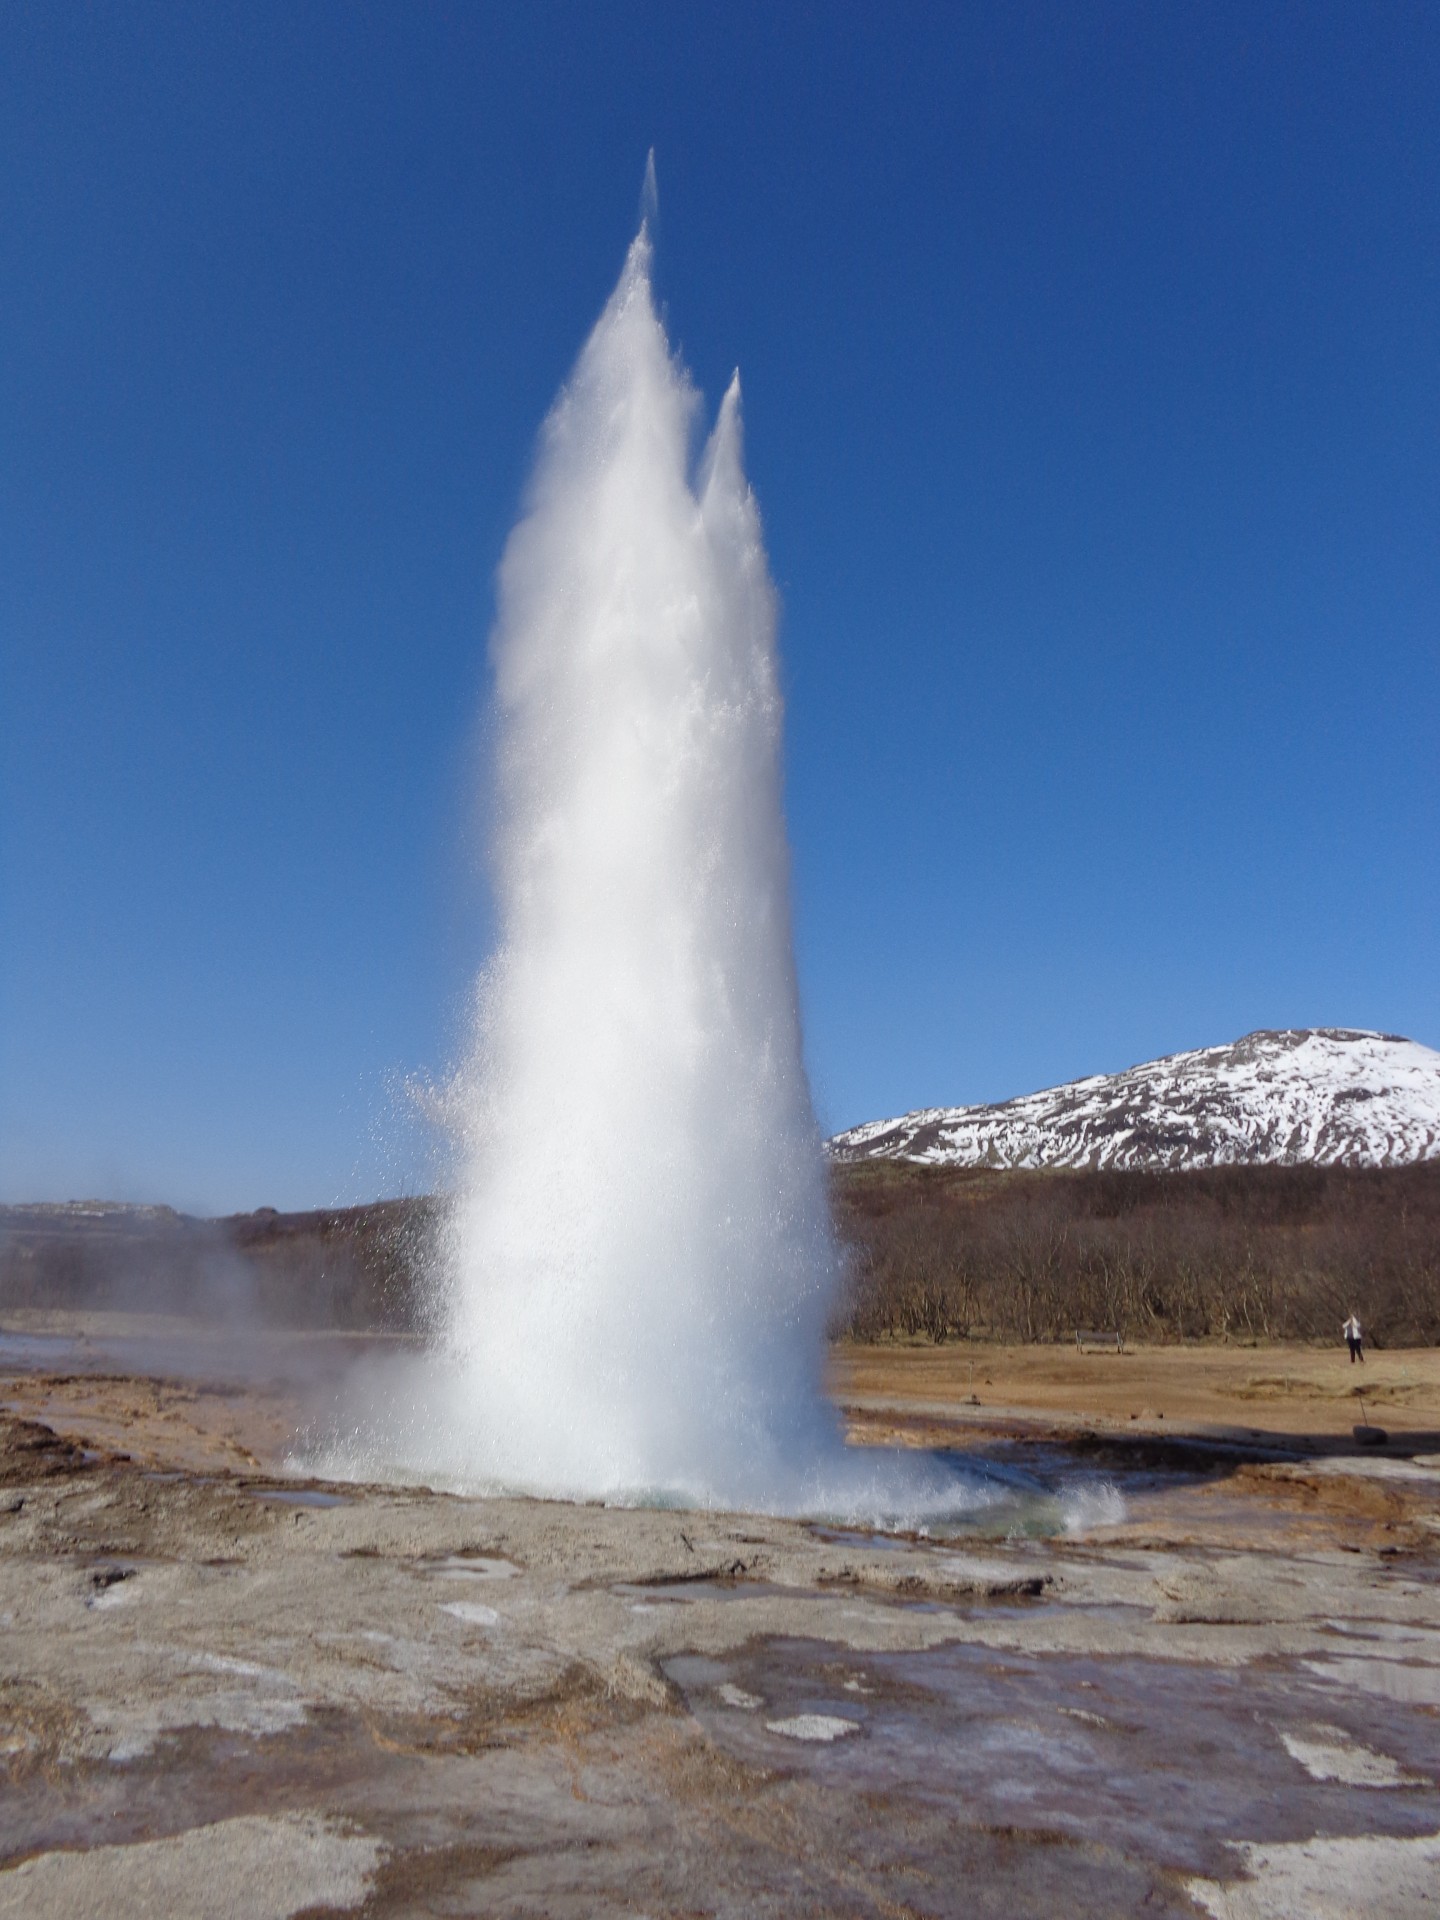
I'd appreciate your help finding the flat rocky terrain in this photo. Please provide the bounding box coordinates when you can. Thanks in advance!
[2,1319,1438,1917]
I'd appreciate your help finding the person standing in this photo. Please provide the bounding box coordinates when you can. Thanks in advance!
[1343,1312,1364,1364]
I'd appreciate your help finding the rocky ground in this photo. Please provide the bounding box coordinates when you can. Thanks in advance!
[1,1321,1438,1917]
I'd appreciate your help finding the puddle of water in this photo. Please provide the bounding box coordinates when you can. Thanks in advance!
[813,1528,914,1552]
[927,1484,1127,1543]
[0,1332,83,1369]
[246,1487,350,1509]
[669,1632,1440,1873]
[614,1578,791,1604]
[663,1654,732,1688]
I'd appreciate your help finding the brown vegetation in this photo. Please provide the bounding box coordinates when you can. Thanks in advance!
[6,1162,1437,1348]
[831,1161,1440,1348]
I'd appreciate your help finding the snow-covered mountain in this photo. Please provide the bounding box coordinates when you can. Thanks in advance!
[828,1029,1440,1171]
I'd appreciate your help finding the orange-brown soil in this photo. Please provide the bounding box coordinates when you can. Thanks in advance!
[830,1337,1440,1447]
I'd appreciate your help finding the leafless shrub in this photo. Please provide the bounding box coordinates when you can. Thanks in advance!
[831,1161,1440,1346]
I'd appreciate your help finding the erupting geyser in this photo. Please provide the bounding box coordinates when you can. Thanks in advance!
[440,212,840,1505]
[340,196,1061,1526]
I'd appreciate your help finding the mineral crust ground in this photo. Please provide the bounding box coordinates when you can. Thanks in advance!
[2,1318,1438,1917]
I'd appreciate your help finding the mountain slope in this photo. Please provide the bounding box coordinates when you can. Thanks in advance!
[828,1029,1440,1171]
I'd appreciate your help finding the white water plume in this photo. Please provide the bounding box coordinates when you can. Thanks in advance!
[437,214,838,1505]
[338,205,1085,1528]
[443,214,833,1497]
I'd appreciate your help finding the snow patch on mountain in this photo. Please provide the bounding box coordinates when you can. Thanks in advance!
[828,1029,1440,1171]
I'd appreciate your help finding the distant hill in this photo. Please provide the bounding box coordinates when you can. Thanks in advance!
[829,1029,1440,1171]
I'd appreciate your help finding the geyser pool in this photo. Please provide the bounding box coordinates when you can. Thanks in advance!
[331,208,1112,1530]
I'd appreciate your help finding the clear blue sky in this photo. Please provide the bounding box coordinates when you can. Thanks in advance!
[3,3,1436,1213]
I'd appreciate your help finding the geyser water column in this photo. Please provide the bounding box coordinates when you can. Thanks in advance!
[438,214,844,1506]
[323,203,1114,1531]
